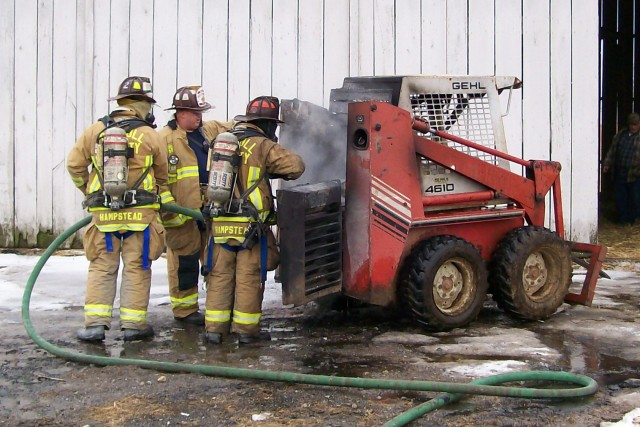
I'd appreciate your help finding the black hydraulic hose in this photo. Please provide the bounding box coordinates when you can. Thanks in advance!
[21,203,598,426]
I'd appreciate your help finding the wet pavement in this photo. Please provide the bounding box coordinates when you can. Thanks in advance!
[2,252,640,426]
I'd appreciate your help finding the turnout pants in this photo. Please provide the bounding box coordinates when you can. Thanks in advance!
[204,242,264,335]
[165,220,207,318]
[82,219,164,330]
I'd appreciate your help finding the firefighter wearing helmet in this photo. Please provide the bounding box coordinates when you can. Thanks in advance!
[158,86,234,325]
[203,96,305,345]
[67,76,171,342]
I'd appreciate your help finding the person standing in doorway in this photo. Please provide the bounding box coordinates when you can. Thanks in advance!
[603,112,640,225]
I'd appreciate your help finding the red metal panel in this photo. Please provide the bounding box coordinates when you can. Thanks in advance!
[408,215,526,261]
[531,160,562,204]
[344,103,423,304]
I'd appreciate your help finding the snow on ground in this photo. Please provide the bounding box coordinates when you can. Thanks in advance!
[445,360,529,377]
[0,253,283,314]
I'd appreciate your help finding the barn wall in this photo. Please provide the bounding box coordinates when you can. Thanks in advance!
[0,0,599,246]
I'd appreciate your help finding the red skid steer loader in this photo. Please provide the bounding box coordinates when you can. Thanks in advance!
[276,76,606,330]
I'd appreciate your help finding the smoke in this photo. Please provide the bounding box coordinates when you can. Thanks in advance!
[278,99,347,188]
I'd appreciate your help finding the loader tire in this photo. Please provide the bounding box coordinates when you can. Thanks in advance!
[489,226,571,320]
[400,235,488,331]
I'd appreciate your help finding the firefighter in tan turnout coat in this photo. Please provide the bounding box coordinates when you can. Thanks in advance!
[204,96,305,345]
[67,76,170,342]
[158,86,233,325]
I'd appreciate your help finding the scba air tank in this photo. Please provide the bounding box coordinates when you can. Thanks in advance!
[102,126,129,207]
[206,132,239,210]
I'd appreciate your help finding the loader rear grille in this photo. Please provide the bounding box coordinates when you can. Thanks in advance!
[301,209,342,295]
[276,180,343,306]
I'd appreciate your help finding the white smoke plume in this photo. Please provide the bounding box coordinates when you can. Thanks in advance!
[278,99,347,188]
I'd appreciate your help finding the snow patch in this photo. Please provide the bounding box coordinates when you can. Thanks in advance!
[446,360,528,377]
[0,254,283,313]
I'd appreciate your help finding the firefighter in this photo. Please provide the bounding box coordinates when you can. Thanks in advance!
[67,76,170,342]
[203,96,305,345]
[158,86,234,325]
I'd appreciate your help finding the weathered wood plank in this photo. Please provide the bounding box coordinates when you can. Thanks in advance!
[353,0,374,76]
[74,1,95,222]
[522,1,551,224]
[374,0,395,75]
[273,0,298,101]
[550,0,573,234]
[0,0,16,245]
[92,0,111,119]
[130,0,154,78]
[176,0,203,85]
[202,0,229,119]
[570,0,599,242]
[468,0,495,74]
[228,0,250,117]
[522,0,550,161]
[152,0,178,126]
[36,1,54,237]
[324,0,350,105]
[52,0,79,236]
[495,0,523,160]
[420,0,447,74]
[298,0,324,105]
[109,0,131,98]
[15,0,39,245]
[395,0,421,75]
[249,0,273,99]
[446,0,468,74]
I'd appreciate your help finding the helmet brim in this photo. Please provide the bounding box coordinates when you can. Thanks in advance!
[164,103,213,112]
[233,114,284,124]
[108,94,157,104]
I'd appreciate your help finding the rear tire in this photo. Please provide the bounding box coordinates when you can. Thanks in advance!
[489,226,571,320]
[400,235,488,330]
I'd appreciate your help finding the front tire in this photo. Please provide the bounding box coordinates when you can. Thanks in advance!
[489,226,571,320]
[400,235,488,330]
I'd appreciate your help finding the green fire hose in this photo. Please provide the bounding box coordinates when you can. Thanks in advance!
[21,203,598,426]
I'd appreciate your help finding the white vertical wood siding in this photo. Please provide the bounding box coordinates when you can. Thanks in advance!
[0,1,16,246]
[0,0,599,246]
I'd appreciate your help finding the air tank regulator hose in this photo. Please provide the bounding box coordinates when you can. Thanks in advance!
[21,203,598,426]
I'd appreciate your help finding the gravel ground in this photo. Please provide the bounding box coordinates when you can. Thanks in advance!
[2,251,640,426]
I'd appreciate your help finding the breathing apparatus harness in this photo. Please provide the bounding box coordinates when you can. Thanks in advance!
[201,127,276,284]
[83,114,159,211]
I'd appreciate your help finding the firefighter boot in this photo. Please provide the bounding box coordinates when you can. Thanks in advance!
[204,332,222,344]
[123,325,155,342]
[77,325,106,342]
[238,332,272,345]
[174,311,205,326]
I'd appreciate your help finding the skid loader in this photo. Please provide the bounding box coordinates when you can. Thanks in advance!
[276,76,605,330]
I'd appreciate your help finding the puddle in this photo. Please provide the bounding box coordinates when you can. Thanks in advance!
[299,353,402,377]
[595,353,640,386]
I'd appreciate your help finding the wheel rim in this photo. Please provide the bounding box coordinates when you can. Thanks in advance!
[432,257,475,314]
[522,248,560,300]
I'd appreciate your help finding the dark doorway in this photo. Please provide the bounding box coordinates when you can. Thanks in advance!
[600,0,639,220]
